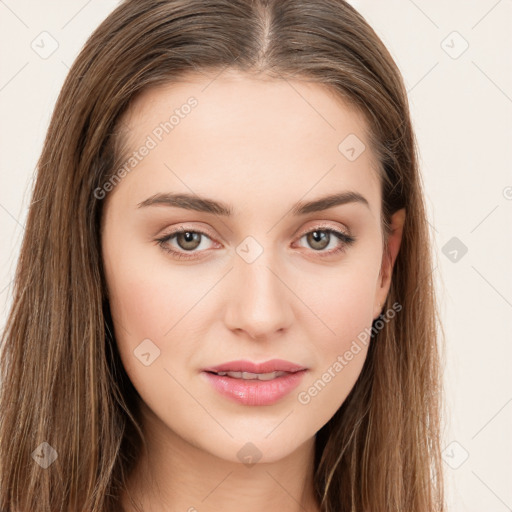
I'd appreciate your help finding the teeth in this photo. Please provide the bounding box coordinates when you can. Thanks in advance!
[215,370,287,380]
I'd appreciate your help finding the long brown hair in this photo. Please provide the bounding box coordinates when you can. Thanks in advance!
[0,1,445,510]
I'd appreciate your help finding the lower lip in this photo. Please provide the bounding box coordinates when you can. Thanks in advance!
[201,370,307,406]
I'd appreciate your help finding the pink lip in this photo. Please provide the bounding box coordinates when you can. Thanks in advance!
[201,369,307,406]
[200,359,308,406]
[202,358,307,374]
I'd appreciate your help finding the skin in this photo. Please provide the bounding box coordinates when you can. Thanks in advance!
[101,69,405,512]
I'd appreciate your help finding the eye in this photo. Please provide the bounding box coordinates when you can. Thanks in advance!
[296,226,355,257]
[155,227,217,260]
[155,224,356,261]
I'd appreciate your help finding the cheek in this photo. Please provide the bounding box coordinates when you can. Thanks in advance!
[106,260,171,349]
[296,255,379,347]
[103,242,207,391]
[105,264,216,436]
[292,257,379,423]
[104,230,211,339]
[316,277,374,339]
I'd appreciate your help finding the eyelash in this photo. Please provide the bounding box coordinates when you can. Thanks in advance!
[155,224,356,261]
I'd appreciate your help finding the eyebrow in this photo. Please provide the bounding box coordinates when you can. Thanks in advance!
[136,191,370,216]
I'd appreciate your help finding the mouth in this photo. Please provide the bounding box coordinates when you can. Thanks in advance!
[200,359,308,406]
[204,369,294,381]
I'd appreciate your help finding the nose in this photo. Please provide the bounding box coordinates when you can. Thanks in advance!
[223,256,294,340]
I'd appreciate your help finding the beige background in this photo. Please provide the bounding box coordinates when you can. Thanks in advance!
[1,1,511,510]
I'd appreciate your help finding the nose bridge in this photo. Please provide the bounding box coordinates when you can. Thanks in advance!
[224,244,294,338]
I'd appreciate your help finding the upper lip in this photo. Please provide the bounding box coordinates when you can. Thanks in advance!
[203,359,307,374]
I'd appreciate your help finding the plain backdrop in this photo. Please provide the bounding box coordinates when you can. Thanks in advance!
[1,1,511,510]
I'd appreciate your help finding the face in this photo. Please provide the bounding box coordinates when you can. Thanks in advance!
[101,70,403,464]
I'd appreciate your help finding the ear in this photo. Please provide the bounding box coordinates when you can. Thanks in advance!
[373,208,406,319]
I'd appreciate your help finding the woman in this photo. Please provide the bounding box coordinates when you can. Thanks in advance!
[0,1,445,510]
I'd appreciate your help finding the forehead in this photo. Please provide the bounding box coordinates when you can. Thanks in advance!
[110,71,382,216]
